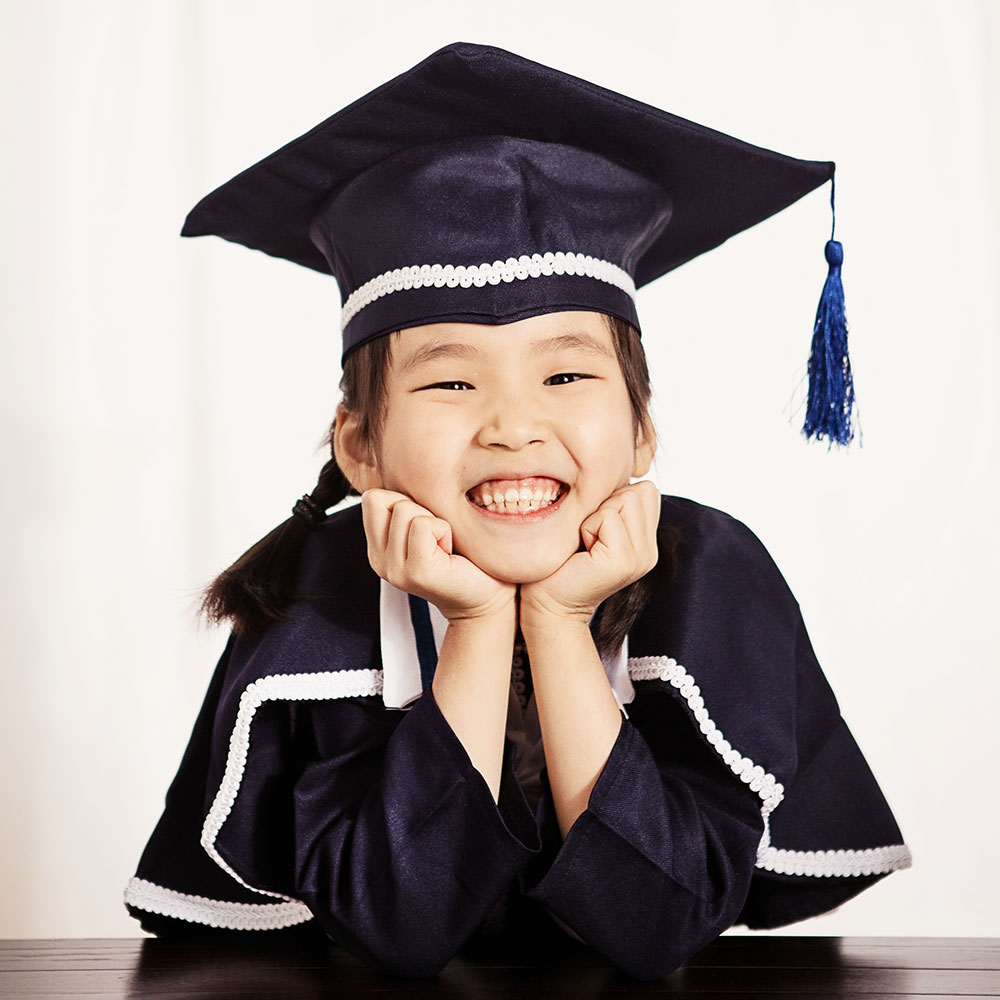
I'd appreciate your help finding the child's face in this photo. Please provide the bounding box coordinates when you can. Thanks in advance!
[364,311,653,584]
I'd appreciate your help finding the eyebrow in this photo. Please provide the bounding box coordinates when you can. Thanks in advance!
[395,329,615,374]
[529,332,615,360]
[395,341,484,374]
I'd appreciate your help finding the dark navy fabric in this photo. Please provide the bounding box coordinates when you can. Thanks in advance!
[407,593,437,692]
[128,498,906,979]
[180,43,833,355]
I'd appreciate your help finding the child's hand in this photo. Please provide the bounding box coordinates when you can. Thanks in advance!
[519,480,660,627]
[361,489,517,623]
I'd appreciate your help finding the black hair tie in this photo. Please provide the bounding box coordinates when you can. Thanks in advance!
[292,494,325,526]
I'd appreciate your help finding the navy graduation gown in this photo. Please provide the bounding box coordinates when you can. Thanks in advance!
[125,496,909,979]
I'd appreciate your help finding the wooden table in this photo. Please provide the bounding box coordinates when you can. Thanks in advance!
[1,936,997,998]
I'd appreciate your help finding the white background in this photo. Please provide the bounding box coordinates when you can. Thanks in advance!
[1,0,998,939]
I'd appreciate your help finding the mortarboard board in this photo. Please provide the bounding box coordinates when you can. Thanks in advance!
[182,42,854,444]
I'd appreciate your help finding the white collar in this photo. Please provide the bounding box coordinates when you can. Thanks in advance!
[379,579,635,712]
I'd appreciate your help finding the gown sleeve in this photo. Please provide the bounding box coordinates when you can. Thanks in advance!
[522,690,764,980]
[522,496,910,980]
[126,508,540,978]
[281,685,539,975]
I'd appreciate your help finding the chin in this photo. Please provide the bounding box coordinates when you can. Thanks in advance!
[474,551,573,586]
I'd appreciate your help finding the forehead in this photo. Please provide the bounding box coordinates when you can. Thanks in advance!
[390,311,616,372]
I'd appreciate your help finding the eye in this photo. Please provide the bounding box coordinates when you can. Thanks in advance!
[420,380,474,391]
[544,372,593,386]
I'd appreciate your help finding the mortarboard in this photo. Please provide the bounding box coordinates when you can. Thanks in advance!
[182,42,854,444]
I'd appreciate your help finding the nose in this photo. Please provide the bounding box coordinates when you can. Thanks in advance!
[476,395,548,450]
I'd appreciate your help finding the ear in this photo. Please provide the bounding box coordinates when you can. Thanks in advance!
[632,416,656,478]
[333,403,384,493]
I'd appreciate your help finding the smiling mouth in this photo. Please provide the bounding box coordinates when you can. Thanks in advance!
[467,476,567,514]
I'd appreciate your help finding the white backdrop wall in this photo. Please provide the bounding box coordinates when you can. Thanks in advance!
[1,0,998,939]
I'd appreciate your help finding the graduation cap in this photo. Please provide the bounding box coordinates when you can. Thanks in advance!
[182,42,854,445]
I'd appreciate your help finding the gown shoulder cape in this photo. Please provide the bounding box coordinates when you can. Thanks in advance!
[125,496,910,979]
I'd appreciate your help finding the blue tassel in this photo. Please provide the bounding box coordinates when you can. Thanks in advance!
[803,185,855,445]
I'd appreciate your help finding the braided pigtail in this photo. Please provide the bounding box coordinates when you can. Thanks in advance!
[201,334,392,636]
[199,423,356,636]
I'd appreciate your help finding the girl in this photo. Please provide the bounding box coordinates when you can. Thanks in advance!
[125,42,910,980]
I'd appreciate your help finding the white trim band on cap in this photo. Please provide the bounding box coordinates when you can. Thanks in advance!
[340,251,637,330]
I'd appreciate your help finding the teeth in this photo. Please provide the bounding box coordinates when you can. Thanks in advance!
[470,479,563,514]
